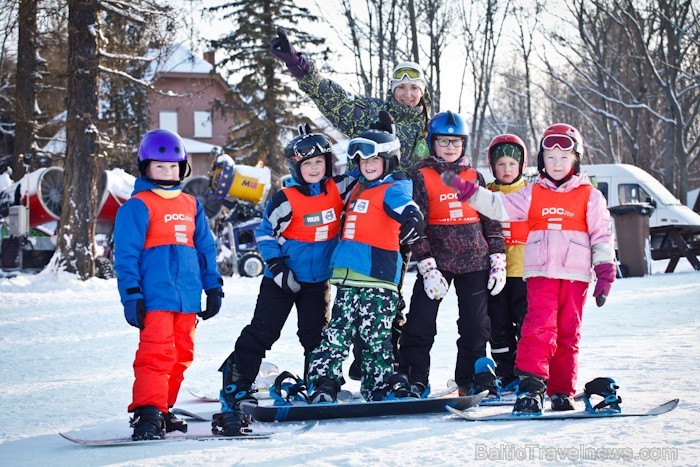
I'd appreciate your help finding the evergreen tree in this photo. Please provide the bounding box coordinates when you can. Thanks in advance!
[209,0,326,177]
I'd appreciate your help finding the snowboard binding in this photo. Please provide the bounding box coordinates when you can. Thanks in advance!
[269,371,310,406]
[583,377,622,413]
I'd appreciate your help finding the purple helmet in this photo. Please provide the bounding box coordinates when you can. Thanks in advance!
[137,129,189,181]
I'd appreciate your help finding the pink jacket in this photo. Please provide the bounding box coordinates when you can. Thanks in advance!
[468,174,614,282]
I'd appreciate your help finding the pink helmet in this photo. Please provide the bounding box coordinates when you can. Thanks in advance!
[487,134,528,175]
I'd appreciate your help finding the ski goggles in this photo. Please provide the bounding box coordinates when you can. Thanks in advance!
[347,137,401,160]
[392,66,423,81]
[491,143,523,162]
[541,134,580,152]
[290,135,332,161]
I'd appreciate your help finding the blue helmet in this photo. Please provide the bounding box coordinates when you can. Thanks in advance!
[427,111,469,159]
[137,129,189,182]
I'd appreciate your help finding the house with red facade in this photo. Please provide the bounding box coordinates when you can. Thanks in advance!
[146,44,242,176]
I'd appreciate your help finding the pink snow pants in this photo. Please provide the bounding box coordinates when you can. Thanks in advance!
[129,311,196,413]
[514,276,588,396]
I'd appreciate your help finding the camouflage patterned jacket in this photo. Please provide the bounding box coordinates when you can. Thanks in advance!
[297,62,430,175]
[410,157,505,274]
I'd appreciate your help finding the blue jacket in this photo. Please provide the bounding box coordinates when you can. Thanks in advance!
[330,172,418,285]
[256,175,358,283]
[113,177,221,313]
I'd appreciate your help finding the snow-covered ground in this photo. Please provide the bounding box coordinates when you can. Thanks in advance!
[1,259,698,466]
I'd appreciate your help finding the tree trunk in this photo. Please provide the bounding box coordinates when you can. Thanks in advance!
[13,0,38,180]
[57,0,100,279]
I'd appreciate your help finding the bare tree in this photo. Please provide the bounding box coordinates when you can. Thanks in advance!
[537,0,699,201]
[458,0,511,167]
[12,0,38,180]
[57,0,100,279]
[417,0,454,111]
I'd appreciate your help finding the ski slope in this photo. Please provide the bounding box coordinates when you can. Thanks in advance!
[0,259,698,465]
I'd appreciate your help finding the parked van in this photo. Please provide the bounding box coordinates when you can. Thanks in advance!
[580,164,700,229]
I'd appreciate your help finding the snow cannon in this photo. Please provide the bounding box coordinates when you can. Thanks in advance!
[95,169,135,233]
[209,153,271,205]
[0,167,64,229]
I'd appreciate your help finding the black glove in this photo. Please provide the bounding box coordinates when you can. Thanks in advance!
[267,257,301,293]
[124,299,147,330]
[199,288,224,320]
[400,208,424,245]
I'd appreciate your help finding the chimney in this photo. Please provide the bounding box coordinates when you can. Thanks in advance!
[203,51,215,65]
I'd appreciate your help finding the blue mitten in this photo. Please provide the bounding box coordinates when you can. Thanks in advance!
[124,299,146,330]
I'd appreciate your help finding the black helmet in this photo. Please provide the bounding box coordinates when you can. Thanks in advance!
[284,126,333,185]
[347,129,401,177]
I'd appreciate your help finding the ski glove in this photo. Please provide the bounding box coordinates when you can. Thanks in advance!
[270,27,312,79]
[487,253,507,296]
[199,288,224,320]
[124,299,146,330]
[440,171,478,202]
[593,263,616,307]
[418,258,449,300]
[267,257,301,293]
[399,208,424,245]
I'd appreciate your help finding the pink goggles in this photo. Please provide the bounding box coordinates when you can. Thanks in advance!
[541,134,577,151]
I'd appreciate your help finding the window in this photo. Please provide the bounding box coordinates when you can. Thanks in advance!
[194,111,213,138]
[618,183,652,204]
[159,111,178,133]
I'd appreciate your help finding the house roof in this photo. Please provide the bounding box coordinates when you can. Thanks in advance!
[145,44,215,82]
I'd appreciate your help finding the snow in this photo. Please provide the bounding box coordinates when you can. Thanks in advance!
[0,260,699,465]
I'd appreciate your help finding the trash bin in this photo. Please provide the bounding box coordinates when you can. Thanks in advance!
[609,203,655,277]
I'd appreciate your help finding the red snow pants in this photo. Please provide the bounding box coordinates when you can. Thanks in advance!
[128,311,197,413]
[514,276,588,396]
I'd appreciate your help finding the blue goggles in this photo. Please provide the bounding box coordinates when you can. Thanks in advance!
[347,137,401,160]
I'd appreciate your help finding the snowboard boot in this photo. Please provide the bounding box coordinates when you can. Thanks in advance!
[309,376,340,404]
[211,383,256,437]
[583,377,621,413]
[387,373,420,399]
[512,376,546,415]
[550,393,576,411]
[348,358,362,381]
[472,371,500,396]
[164,409,188,433]
[130,405,165,440]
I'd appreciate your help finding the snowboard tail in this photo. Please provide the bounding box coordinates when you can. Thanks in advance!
[447,398,679,421]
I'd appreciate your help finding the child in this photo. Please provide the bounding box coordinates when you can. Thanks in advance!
[306,117,424,403]
[212,127,358,436]
[485,134,531,389]
[445,123,615,414]
[113,129,223,440]
[396,111,506,398]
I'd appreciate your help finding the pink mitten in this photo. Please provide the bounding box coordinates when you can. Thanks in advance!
[440,171,478,202]
[593,263,616,307]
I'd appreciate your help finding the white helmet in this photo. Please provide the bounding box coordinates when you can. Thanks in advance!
[390,61,426,92]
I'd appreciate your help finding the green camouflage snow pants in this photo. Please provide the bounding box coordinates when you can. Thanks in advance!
[307,285,398,401]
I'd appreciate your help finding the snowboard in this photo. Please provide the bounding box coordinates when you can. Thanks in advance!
[240,391,488,422]
[188,387,361,403]
[59,418,318,446]
[446,398,679,421]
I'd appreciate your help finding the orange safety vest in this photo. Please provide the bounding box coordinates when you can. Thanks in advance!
[281,179,343,242]
[133,191,197,249]
[528,184,592,232]
[343,183,400,251]
[419,167,480,225]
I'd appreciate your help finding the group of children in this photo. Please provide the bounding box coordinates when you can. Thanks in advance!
[114,32,616,440]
